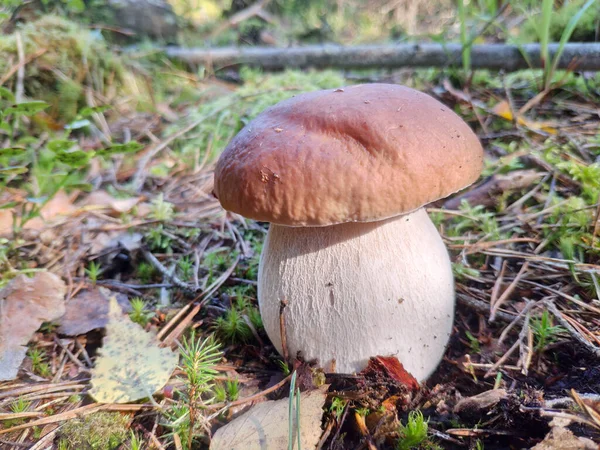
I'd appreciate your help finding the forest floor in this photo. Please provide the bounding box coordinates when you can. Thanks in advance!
[1,13,600,450]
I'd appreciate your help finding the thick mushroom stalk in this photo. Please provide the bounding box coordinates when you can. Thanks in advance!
[258,208,454,381]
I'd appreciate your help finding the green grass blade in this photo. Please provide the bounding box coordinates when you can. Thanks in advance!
[457,0,471,73]
[540,0,554,86]
[549,0,597,83]
[288,371,297,450]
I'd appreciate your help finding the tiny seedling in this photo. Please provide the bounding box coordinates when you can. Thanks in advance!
[329,397,347,421]
[531,309,565,352]
[149,194,175,222]
[175,332,222,450]
[214,306,253,343]
[128,298,153,327]
[397,410,429,450]
[226,379,240,401]
[85,261,102,285]
[278,360,291,376]
[465,330,481,353]
[27,348,51,377]
[213,383,227,403]
[178,256,194,281]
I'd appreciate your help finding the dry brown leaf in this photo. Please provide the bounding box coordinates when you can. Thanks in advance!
[58,287,131,336]
[531,417,597,450]
[23,191,76,231]
[81,191,141,215]
[0,209,14,236]
[0,272,66,381]
[210,386,327,450]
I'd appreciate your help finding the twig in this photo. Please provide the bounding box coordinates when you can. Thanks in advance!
[545,301,600,358]
[490,261,530,322]
[207,373,291,411]
[140,247,196,294]
[0,48,47,86]
[457,293,519,323]
[161,42,600,72]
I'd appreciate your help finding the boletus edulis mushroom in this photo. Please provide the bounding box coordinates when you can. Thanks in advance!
[213,84,484,381]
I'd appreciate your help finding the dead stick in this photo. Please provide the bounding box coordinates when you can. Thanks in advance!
[279,299,289,363]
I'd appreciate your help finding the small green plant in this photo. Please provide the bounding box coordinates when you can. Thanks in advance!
[10,397,31,413]
[465,330,481,353]
[136,262,155,283]
[397,410,429,450]
[28,348,51,377]
[178,256,194,281]
[128,298,153,327]
[278,360,291,376]
[329,397,346,421]
[149,194,175,222]
[129,431,143,450]
[214,305,253,344]
[85,261,101,285]
[173,332,222,449]
[531,309,565,352]
[452,262,481,281]
[213,383,227,403]
[146,225,173,253]
[226,379,240,401]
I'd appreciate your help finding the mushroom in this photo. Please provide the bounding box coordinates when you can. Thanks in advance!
[213,84,483,381]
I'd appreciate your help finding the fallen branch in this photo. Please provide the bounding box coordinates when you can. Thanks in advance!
[161,42,600,72]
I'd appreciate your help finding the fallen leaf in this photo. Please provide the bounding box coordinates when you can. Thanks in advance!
[454,389,508,418]
[89,297,178,403]
[81,191,141,215]
[210,386,327,450]
[531,417,597,450]
[58,287,131,336]
[17,190,77,233]
[361,356,419,391]
[0,272,66,381]
[491,100,557,134]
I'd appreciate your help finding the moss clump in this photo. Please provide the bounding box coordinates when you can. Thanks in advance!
[58,412,130,450]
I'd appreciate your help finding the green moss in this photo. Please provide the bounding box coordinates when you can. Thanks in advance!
[58,412,130,450]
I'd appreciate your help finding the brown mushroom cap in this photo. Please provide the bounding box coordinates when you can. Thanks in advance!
[214,83,484,227]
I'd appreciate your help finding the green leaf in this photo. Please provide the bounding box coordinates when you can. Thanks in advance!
[79,106,110,117]
[0,147,26,158]
[0,87,15,103]
[66,0,85,12]
[55,149,94,168]
[4,101,49,117]
[16,136,38,146]
[0,166,28,175]
[0,122,11,133]
[68,183,94,192]
[0,201,19,210]
[48,139,76,153]
[96,142,144,156]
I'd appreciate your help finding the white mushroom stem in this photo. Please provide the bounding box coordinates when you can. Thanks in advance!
[257,208,455,382]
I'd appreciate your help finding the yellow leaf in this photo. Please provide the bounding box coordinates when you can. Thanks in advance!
[491,100,557,134]
[89,297,178,404]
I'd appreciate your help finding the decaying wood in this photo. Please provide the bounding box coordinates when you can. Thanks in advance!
[162,43,600,72]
